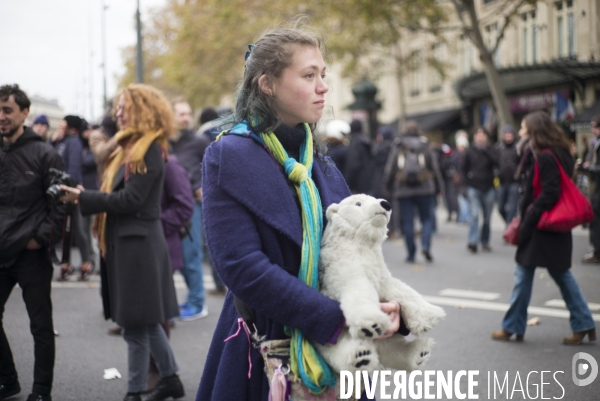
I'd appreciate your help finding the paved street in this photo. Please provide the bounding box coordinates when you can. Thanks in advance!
[3,209,599,400]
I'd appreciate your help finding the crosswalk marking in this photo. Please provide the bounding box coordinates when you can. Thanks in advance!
[438,288,501,301]
[47,281,599,322]
[50,274,216,290]
[424,295,600,322]
[544,299,600,311]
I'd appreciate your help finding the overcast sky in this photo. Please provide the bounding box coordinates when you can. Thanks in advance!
[1,0,167,122]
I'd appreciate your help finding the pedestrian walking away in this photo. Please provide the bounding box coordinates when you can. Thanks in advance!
[383,121,444,263]
[0,84,67,401]
[59,84,185,401]
[492,111,596,345]
[196,21,401,401]
[344,119,374,194]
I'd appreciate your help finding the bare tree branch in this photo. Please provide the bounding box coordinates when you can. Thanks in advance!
[450,0,473,39]
[491,0,531,55]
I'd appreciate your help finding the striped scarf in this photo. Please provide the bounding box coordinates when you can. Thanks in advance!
[218,121,337,392]
[261,123,337,394]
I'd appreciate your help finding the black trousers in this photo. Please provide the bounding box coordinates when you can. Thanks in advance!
[0,248,54,395]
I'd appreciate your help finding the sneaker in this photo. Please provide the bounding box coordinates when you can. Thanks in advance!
[582,252,600,264]
[0,381,21,399]
[26,393,52,401]
[481,244,492,252]
[107,326,123,336]
[178,302,188,310]
[179,305,208,321]
[467,243,477,253]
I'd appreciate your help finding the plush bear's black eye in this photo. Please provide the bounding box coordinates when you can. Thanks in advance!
[355,202,361,207]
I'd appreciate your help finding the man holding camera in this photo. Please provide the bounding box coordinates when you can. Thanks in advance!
[0,84,65,401]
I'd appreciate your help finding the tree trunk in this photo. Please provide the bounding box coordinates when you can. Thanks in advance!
[464,0,514,136]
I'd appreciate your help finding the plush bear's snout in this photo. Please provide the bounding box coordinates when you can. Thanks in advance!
[380,200,391,211]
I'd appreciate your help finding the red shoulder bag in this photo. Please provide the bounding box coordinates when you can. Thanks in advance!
[532,150,593,232]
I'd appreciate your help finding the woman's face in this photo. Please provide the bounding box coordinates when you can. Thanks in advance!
[116,94,128,129]
[518,120,528,138]
[267,45,328,127]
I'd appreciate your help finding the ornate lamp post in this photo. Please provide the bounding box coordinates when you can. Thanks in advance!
[347,78,381,140]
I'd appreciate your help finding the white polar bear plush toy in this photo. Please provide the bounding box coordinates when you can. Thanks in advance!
[316,194,446,374]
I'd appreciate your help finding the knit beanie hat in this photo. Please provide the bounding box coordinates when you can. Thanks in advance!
[33,114,49,126]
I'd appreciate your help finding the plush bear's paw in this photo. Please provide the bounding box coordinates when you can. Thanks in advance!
[346,310,390,340]
[348,344,379,373]
[403,302,445,335]
[407,337,433,370]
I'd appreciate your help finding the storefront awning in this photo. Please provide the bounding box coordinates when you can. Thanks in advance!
[455,61,600,101]
[569,100,600,131]
[405,108,462,132]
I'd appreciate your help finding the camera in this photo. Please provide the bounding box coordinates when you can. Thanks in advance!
[46,168,76,203]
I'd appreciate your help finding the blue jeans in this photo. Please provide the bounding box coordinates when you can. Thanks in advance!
[398,195,435,260]
[180,202,205,310]
[502,264,596,335]
[467,186,495,245]
[458,194,470,223]
[497,182,519,224]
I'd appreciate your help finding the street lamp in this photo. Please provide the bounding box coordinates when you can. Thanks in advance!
[347,78,382,140]
[101,0,108,112]
[136,0,144,83]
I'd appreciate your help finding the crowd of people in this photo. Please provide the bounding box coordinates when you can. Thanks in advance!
[0,19,598,401]
[0,83,227,401]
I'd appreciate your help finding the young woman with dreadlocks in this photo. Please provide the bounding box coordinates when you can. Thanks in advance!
[195,21,403,401]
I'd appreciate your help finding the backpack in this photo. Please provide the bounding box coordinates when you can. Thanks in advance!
[395,138,433,187]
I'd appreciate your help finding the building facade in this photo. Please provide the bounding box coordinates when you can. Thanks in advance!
[325,0,600,145]
[25,96,65,130]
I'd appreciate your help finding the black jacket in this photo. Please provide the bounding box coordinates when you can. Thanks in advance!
[169,129,209,192]
[462,144,499,192]
[0,128,66,263]
[81,144,99,190]
[497,141,520,184]
[344,132,373,194]
[516,148,573,270]
[79,142,179,326]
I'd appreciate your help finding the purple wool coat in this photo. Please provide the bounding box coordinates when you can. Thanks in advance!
[196,134,374,401]
[160,156,194,271]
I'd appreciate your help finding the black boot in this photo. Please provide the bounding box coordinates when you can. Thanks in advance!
[0,381,21,399]
[143,374,184,401]
[26,393,52,401]
[123,392,141,401]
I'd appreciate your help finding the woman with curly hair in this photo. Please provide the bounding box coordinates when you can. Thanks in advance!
[60,84,184,401]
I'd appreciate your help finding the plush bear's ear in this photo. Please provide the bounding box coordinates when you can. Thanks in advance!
[326,203,340,221]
